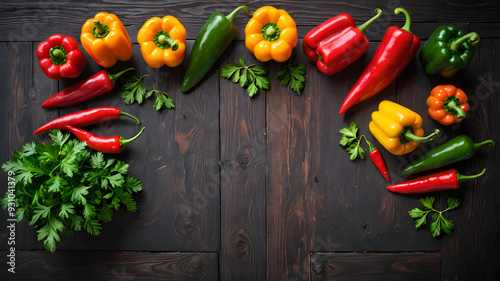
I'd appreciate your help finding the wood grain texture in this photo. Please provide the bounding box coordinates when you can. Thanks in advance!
[310,252,441,280]
[0,250,218,280]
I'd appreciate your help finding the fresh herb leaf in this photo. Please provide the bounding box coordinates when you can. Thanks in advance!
[122,75,175,111]
[221,57,270,98]
[276,60,307,94]
[339,122,367,160]
[409,196,460,238]
[152,90,175,111]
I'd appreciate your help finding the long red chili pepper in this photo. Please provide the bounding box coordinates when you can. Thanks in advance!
[338,7,420,115]
[66,126,145,153]
[41,67,134,108]
[34,107,140,135]
[366,140,390,182]
[386,168,486,194]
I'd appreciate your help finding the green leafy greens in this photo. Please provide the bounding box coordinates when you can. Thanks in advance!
[409,196,461,237]
[122,74,175,111]
[220,57,270,98]
[1,130,142,252]
[339,122,369,160]
[275,60,306,95]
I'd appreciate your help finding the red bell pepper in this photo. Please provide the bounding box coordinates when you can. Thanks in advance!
[33,107,140,135]
[66,126,146,154]
[41,67,134,108]
[387,168,486,194]
[339,7,420,115]
[36,34,86,80]
[303,9,382,75]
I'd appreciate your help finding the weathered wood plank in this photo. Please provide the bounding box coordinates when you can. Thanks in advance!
[219,43,267,281]
[0,250,218,280]
[310,252,441,280]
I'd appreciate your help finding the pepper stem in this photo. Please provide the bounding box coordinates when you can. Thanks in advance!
[445,98,466,118]
[473,139,495,149]
[120,111,141,125]
[120,127,146,149]
[394,7,413,34]
[107,67,135,85]
[403,128,440,143]
[49,46,67,65]
[154,30,178,51]
[357,8,383,33]
[93,20,110,38]
[449,32,480,52]
[262,23,281,41]
[226,6,250,22]
[457,168,486,184]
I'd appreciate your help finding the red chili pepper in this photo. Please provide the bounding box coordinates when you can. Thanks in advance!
[37,34,86,80]
[386,168,486,194]
[33,107,140,135]
[66,126,146,154]
[41,67,134,108]
[303,9,382,75]
[339,7,420,115]
[366,140,390,182]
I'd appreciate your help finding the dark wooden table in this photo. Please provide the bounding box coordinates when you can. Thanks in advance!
[0,1,499,280]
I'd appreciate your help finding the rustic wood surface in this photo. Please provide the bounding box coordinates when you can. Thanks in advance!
[0,0,499,280]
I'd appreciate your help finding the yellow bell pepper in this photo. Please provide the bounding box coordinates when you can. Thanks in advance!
[369,100,441,155]
[137,16,186,68]
[81,12,133,68]
[244,6,297,62]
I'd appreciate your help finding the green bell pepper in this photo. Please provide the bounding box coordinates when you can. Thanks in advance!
[180,6,250,93]
[419,25,480,77]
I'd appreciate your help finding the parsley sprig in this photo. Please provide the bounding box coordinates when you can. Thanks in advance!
[409,196,461,237]
[276,60,306,95]
[220,57,270,98]
[1,130,142,252]
[339,122,371,160]
[122,74,175,111]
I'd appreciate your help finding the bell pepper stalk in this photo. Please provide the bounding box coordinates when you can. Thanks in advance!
[81,12,133,68]
[339,7,420,115]
[403,135,494,175]
[34,107,140,135]
[137,15,187,68]
[387,168,486,194]
[180,6,250,93]
[36,34,86,80]
[369,100,440,155]
[41,67,134,108]
[427,85,469,125]
[366,139,390,182]
[303,8,382,75]
[66,126,146,154]
[244,6,298,62]
[420,25,480,77]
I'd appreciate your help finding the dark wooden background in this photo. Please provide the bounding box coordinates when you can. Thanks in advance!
[0,0,499,280]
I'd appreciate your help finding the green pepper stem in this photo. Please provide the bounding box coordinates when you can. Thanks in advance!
[49,46,67,65]
[446,99,466,118]
[93,20,110,38]
[394,7,413,34]
[357,8,383,33]
[449,32,480,52]
[120,111,141,125]
[107,67,134,85]
[226,6,250,22]
[361,135,376,152]
[474,139,495,149]
[157,32,178,51]
[457,168,486,184]
[120,127,146,149]
[404,129,440,143]
[51,48,64,60]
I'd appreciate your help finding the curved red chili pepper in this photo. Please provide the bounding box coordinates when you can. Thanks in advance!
[387,168,486,194]
[41,67,134,108]
[66,126,146,154]
[366,140,390,182]
[34,107,140,135]
[339,7,420,114]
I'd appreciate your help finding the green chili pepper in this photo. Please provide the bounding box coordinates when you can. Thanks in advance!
[419,25,480,77]
[402,134,494,175]
[180,6,250,93]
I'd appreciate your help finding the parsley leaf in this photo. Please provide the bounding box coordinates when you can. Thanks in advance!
[221,57,270,97]
[409,196,460,237]
[152,90,175,111]
[122,75,175,111]
[276,60,307,95]
[339,122,367,160]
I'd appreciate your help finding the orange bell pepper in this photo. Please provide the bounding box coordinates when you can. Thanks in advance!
[244,6,297,62]
[81,12,133,68]
[427,85,469,125]
[137,16,186,68]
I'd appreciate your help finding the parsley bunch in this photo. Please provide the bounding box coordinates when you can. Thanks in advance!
[409,196,461,237]
[1,130,142,252]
